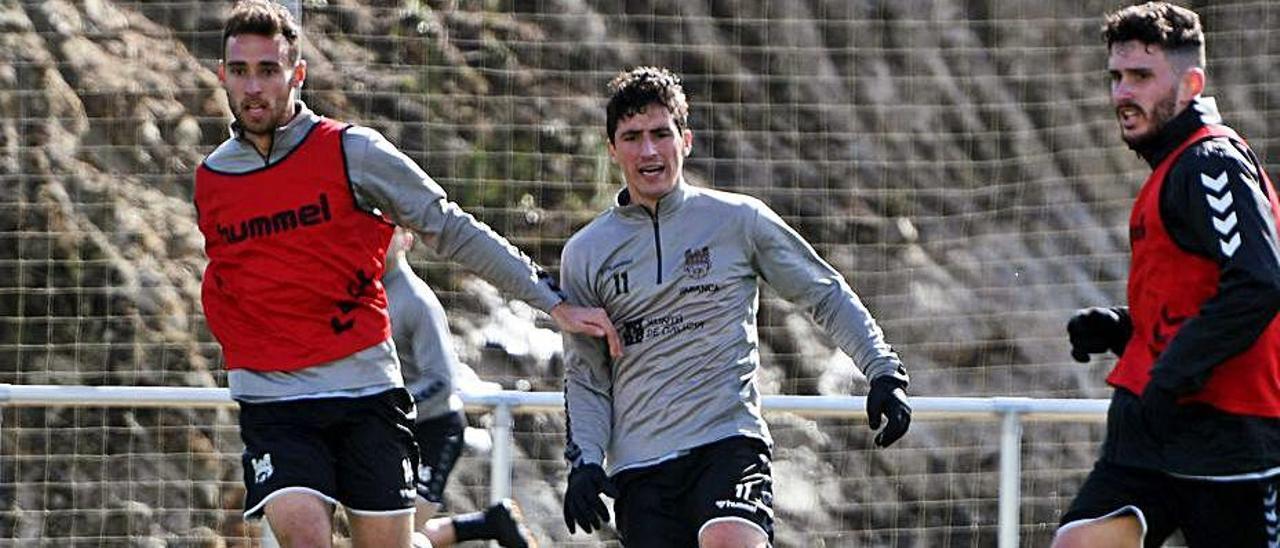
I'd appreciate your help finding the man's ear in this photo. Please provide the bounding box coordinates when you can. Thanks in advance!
[217,62,226,84]
[682,128,693,157]
[290,59,307,89]
[1178,66,1205,106]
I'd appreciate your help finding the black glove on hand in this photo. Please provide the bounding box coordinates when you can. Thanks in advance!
[1140,383,1180,441]
[1067,307,1132,363]
[866,376,912,448]
[563,463,617,535]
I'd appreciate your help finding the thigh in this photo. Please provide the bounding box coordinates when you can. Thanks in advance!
[265,491,335,548]
[238,400,340,519]
[1057,460,1178,547]
[1178,476,1280,548]
[411,411,466,505]
[334,388,419,515]
[689,437,775,543]
[615,465,699,548]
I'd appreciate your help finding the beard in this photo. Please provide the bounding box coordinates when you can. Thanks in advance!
[232,98,294,137]
[1120,93,1178,148]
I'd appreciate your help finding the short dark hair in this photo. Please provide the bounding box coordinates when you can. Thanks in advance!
[606,67,689,143]
[223,0,301,64]
[1102,2,1204,68]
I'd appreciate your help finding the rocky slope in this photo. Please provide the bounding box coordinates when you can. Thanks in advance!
[3,0,1279,546]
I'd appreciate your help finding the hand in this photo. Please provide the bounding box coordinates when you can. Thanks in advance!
[563,463,617,535]
[551,303,623,359]
[1067,307,1132,363]
[1140,383,1179,441]
[866,376,911,448]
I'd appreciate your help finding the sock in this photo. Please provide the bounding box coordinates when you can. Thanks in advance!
[451,510,490,542]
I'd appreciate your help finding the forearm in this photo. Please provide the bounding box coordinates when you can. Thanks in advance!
[810,280,905,382]
[1152,277,1280,394]
[562,332,612,466]
[751,205,903,381]
[422,200,562,312]
[345,126,562,312]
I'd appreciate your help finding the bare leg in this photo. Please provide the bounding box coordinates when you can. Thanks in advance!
[349,510,413,548]
[1051,514,1144,548]
[264,492,334,548]
[699,520,768,548]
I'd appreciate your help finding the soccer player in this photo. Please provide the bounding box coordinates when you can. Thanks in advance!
[196,2,620,546]
[1055,3,1280,547]
[558,66,913,547]
[383,227,536,548]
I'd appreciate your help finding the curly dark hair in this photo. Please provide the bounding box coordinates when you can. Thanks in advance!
[1102,2,1204,68]
[223,0,302,64]
[606,67,689,143]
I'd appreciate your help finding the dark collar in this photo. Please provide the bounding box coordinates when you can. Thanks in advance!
[1133,96,1223,168]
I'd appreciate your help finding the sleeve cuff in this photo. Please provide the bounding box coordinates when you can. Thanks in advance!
[865,358,909,386]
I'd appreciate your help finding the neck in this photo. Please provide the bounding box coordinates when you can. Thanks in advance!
[632,177,683,213]
[243,101,298,157]
[245,131,273,157]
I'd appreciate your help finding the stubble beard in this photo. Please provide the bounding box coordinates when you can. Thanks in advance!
[1121,93,1178,148]
[233,97,294,138]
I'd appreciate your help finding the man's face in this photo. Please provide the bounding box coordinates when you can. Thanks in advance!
[1108,40,1181,147]
[608,104,692,210]
[219,33,303,137]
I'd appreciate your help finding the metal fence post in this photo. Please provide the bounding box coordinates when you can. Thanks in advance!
[489,401,514,504]
[998,408,1024,548]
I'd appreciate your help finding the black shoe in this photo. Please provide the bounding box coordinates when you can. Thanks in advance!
[485,499,537,548]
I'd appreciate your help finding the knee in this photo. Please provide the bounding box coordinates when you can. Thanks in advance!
[270,523,332,548]
[699,520,768,548]
[414,500,441,529]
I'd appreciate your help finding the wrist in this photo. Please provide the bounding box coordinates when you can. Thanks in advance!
[870,365,909,390]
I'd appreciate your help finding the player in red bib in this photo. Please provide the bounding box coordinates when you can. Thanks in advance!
[199,3,620,546]
[1054,3,1280,547]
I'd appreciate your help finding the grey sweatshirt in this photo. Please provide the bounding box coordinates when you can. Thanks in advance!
[384,263,465,420]
[561,181,906,475]
[202,103,562,401]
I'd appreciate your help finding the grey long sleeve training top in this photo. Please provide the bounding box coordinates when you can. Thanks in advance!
[202,103,562,401]
[384,262,465,420]
[561,181,905,475]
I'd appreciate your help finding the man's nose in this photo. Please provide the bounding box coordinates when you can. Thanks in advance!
[1112,80,1133,102]
[640,136,658,156]
[244,74,263,94]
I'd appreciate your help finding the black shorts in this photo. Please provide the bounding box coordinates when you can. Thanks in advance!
[237,388,419,519]
[412,410,466,504]
[1060,459,1280,547]
[613,436,774,547]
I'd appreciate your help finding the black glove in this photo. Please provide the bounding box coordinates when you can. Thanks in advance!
[866,376,911,448]
[563,463,617,534]
[1067,307,1132,363]
[1140,383,1180,442]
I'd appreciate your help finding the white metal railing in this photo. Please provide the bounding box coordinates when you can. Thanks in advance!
[0,384,1110,548]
